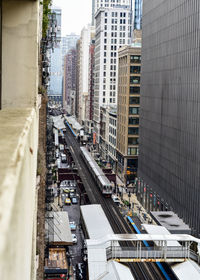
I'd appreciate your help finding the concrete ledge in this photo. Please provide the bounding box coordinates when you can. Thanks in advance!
[0,108,38,279]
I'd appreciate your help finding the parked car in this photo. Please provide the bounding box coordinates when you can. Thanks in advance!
[72,234,77,244]
[60,180,68,187]
[112,195,120,206]
[69,191,76,198]
[65,198,71,205]
[71,197,78,204]
[76,263,86,280]
[69,221,77,231]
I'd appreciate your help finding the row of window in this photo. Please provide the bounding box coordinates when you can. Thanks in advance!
[129,117,139,125]
[109,144,116,157]
[109,135,116,146]
[130,86,140,94]
[102,98,116,103]
[130,65,141,74]
[128,127,139,135]
[129,97,140,104]
[109,117,117,126]
[130,76,140,84]
[127,147,139,156]
[102,91,116,97]
[109,126,116,136]
[128,137,139,145]
[130,55,141,63]
[129,107,139,115]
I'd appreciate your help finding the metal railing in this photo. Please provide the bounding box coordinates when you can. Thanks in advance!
[106,246,194,262]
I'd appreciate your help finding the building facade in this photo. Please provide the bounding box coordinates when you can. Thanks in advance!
[75,39,81,119]
[63,49,76,114]
[48,8,62,103]
[133,0,143,30]
[117,44,141,184]
[92,0,131,24]
[138,0,200,236]
[61,33,79,68]
[93,6,132,142]
[108,109,117,171]
[77,25,95,124]
[85,41,95,136]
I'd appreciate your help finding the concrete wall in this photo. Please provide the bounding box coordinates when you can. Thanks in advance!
[0,0,40,278]
[2,0,39,108]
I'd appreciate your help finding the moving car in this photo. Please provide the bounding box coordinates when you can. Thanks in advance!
[69,221,77,231]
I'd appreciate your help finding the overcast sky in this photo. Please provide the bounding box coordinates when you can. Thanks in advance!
[53,0,92,36]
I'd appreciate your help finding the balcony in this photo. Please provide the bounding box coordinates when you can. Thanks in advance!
[0,108,38,279]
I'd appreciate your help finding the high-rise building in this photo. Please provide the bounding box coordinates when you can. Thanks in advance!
[93,6,132,142]
[117,40,141,184]
[61,33,79,68]
[75,39,81,119]
[48,7,62,103]
[92,0,131,24]
[63,49,76,114]
[138,0,200,236]
[85,40,95,136]
[133,0,142,30]
[77,25,95,124]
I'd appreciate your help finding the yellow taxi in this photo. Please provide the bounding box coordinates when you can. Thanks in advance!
[65,198,71,205]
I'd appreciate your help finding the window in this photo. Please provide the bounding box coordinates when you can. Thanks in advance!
[129,97,140,104]
[129,107,139,115]
[130,55,141,63]
[128,127,139,135]
[129,117,139,125]
[103,98,105,103]
[130,86,140,94]
[127,147,138,155]
[130,65,141,74]
[128,137,139,145]
[104,39,107,44]
[130,76,140,84]
[105,18,107,23]
[110,98,112,103]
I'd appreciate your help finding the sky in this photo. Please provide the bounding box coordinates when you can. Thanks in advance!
[53,0,92,36]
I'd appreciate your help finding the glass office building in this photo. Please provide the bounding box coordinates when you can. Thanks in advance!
[139,0,200,236]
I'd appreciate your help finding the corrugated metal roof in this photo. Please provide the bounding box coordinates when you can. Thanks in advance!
[81,205,134,280]
[46,211,72,245]
[80,204,114,240]
[52,115,66,130]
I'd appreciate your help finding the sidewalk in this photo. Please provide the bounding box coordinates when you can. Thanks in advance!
[117,190,156,225]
